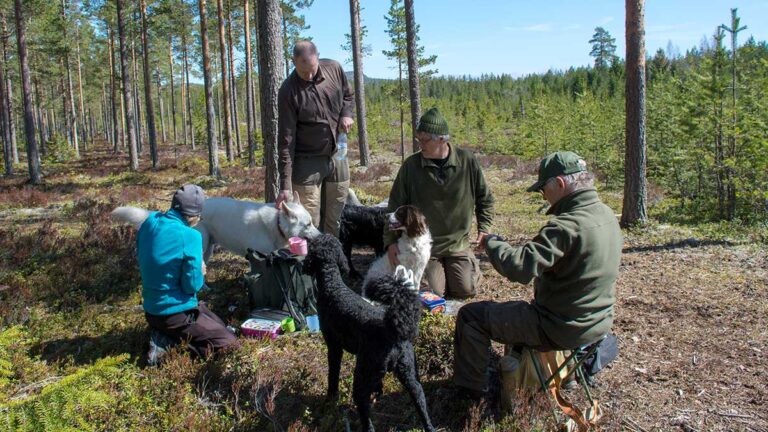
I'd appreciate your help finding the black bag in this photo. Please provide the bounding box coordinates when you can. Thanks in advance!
[581,333,619,378]
[244,248,317,331]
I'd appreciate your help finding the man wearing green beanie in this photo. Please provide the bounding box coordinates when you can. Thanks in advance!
[385,107,494,298]
[452,151,622,399]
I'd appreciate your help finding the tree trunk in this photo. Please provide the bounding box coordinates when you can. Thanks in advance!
[116,0,139,170]
[75,20,87,151]
[257,0,283,202]
[0,20,11,176]
[403,0,421,153]
[168,35,178,143]
[14,0,41,183]
[216,0,234,162]
[108,28,120,152]
[349,0,369,166]
[156,70,166,142]
[35,77,46,154]
[398,59,404,162]
[183,41,195,150]
[244,0,255,167]
[56,3,79,157]
[1,15,18,165]
[131,32,143,155]
[140,0,158,168]
[199,0,220,177]
[226,1,241,157]
[621,0,648,227]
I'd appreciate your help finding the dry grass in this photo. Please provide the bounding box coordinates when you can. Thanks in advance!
[0,141,766,431]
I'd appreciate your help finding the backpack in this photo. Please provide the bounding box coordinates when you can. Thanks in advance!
[243,248,317,331]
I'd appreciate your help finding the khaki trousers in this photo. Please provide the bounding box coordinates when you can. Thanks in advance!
[291,155,350,237]
[422,249,482,299]
[453,300,555,392]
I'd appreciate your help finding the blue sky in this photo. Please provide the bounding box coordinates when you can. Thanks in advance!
[300,0,768,79]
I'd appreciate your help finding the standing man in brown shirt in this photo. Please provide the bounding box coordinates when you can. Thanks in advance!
[276,40,354,237]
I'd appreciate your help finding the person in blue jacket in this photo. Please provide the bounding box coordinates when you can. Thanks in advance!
[139,184,239,358]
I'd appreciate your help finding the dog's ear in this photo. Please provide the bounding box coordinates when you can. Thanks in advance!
[282,201,296,217]
[404,206,428,238]
[337,244,350,276]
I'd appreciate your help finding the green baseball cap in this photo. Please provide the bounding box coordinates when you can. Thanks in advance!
[527,151,588,192]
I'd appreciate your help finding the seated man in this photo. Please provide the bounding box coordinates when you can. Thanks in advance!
[385,107,494,299]
[453,151,622,397]
[139,184,239,359]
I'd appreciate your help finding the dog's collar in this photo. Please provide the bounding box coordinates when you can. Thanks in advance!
[276,216,288,242]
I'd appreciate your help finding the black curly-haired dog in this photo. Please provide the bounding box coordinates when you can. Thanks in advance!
[339,204,388,278]
[303,234,435,432]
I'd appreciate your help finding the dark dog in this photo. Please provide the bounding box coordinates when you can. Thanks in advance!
[339,204,388,278]
[303,234,435,432]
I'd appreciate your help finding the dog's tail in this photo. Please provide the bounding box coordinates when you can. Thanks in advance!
[366,268,421,342]
[111,206,152,229]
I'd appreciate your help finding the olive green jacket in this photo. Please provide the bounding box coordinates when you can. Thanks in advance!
[385,145,494,256]
[485,189,622,349]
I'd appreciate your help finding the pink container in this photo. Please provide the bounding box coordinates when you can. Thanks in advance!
[289,236,308,255]
[241,318,281,339]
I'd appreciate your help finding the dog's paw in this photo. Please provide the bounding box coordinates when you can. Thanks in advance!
[394,265,417,292]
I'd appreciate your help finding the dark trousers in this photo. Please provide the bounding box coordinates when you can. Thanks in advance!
[145,301,239,358]
[453,300,555,392]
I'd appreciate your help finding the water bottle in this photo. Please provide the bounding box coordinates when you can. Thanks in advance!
[335,132,348,161]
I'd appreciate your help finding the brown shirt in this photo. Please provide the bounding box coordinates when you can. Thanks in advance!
[277,59,354,189]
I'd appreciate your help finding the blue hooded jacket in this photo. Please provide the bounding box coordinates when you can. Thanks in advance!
[137,209,204,316]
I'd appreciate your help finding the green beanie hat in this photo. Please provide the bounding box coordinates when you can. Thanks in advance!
[417,107,449,136]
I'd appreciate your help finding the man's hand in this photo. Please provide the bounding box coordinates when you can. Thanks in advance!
[475,231,489,252]
[387,243,400,267]
[275,189,292,209]
[339,116,354,133]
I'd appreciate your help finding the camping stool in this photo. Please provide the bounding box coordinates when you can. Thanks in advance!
[529,335,607,431]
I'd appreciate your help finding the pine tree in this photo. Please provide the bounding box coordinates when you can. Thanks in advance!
[589,26,617,69]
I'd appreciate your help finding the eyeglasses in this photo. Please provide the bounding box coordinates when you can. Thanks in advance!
[539,176,559,196]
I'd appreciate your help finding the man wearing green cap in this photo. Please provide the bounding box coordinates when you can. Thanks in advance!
[385,107,494,299]
[452,151,622,398]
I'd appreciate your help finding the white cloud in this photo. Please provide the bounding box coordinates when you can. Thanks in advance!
[504,23,553,32]
[599,16,614,25]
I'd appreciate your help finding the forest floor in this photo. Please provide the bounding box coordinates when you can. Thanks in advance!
[0,141,766,431]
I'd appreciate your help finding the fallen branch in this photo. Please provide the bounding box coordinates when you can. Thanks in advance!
[716,411,753,420]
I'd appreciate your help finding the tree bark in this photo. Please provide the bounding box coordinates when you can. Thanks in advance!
[0,18,11,176]
[14,0,41,183]
[257,0,283,202]
[168,35,177,143]
[244,0,255,166]
[156,69,166,142]
[183,40,195,150]
[58,2,80,157]
[1,14,18,164]
[35,77,46,153]
[349,0,368,166]
[226,1,241,157]
[140,0,158,168]
[621,0,648,227]
[131,31,143,154]
[199,0,220,177]
[117,0,139,170]
[75,19,87,150]
[216,0,234,162]
[108,27,121,153]
[403,0,421,153]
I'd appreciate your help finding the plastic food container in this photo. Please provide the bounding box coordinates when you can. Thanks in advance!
[240,318,282,339]
[418,291,446,314]
[289,237,308,255]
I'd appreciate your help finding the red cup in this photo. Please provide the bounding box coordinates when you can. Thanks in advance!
[289,237,308,255]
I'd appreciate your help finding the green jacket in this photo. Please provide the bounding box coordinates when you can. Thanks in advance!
[385,144,494,256]
[485,189,622,349]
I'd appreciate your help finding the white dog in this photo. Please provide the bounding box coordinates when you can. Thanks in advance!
[111,192,321,262]
[363,205,431,295]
